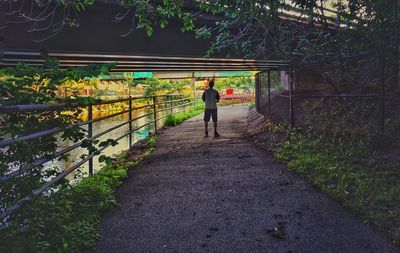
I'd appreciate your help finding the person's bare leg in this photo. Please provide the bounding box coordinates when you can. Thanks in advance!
[213,121,219,137]
[204,121,209,136]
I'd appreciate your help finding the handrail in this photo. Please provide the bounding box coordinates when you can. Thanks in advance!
[0,95,189,147]
[0,93,200,219]
[0,110,159,182]
[0,94,190,113]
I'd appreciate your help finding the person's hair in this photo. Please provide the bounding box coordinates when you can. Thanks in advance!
[209,79,215,88]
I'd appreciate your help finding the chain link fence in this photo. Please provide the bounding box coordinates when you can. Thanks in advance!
[257,54,396,139]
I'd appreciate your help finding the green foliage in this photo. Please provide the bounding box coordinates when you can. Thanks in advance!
[0,62,113,216]
[122,0,397,64]
[0,137,157,253]
[0,166,126,252]
[164,105,204,126]
[214,77,254,91]
[144,135,158,156]
[141,77,192,96]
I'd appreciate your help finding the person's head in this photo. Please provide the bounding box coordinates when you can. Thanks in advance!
[208,79,215,88]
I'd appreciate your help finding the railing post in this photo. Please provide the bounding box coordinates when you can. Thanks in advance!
[153,96,157,134]
[170,96,173,114]
[128,96,133,150]
[191,73,196,110]
[88,104,93,176]
[255,73,260,111]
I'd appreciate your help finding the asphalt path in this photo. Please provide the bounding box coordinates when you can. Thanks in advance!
[92,105,395,253]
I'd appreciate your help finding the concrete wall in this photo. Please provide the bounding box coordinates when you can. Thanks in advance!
[294,70,334,93]
[256,70,335,117]
[278,70,333,93]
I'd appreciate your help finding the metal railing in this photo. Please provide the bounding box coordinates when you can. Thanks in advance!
[255,54,387,133]
[0,92,198,219]
[219,90,255,105]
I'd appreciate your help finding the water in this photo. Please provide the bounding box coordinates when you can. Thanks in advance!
[44,103,193,182]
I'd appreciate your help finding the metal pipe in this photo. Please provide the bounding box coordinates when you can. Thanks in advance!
[0,108,132,147]
[88,105,93,176]
[2,110,156,182]
[156,101,193,114]
[0,92,201,218]
[153,96,157,134]
[129,97,133,150]
[293,94,380,98]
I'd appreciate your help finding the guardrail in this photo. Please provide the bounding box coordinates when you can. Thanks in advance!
[0,92,197,219]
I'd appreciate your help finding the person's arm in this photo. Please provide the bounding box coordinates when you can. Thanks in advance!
[216,91,220,103]
[202,91,205,102]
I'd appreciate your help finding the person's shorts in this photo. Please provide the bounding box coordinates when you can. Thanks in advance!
[204,109,218,122]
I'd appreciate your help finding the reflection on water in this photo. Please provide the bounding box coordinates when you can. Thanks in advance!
[43,104,192,182]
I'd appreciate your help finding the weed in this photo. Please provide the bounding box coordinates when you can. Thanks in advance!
[164,105,204,126]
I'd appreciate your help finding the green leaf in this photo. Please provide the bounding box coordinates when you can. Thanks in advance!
[146,27,153,37]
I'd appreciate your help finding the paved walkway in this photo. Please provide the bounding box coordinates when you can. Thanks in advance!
[93,105,394,253]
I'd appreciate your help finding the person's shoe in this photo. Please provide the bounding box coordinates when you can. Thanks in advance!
[214,131,220,137]
[204,131,208,137]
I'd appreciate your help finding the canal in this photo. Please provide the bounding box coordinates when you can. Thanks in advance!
[45,102,195,182]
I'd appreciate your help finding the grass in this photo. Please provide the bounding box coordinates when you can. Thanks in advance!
[164,100,253,127]
[267,125,400,244]
[0,136,158,253]
[164,104,204,126]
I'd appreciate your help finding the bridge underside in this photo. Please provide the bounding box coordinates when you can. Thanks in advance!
[2,50,289,72]
[0,1,290,72]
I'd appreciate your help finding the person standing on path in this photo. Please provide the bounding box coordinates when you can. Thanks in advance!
[202,79,220,137]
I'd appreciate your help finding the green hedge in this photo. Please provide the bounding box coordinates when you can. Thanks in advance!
[0,136,157,253]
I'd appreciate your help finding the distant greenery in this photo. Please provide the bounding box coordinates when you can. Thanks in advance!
[142,77,193,96]
[215,77,254,91]
[164,104,204,126]
[256,121,400,244]
[0,136,158,253]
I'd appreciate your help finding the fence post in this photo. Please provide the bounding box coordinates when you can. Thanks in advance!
[153,96,157,134]
[267,70,271,114]
[255,73,260,111]
[378,54,385,134]
[128,96,132,150]
[192,73,196,109]
[170,96,173,114]
[88,105,93,176]
[289,67,295,130]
